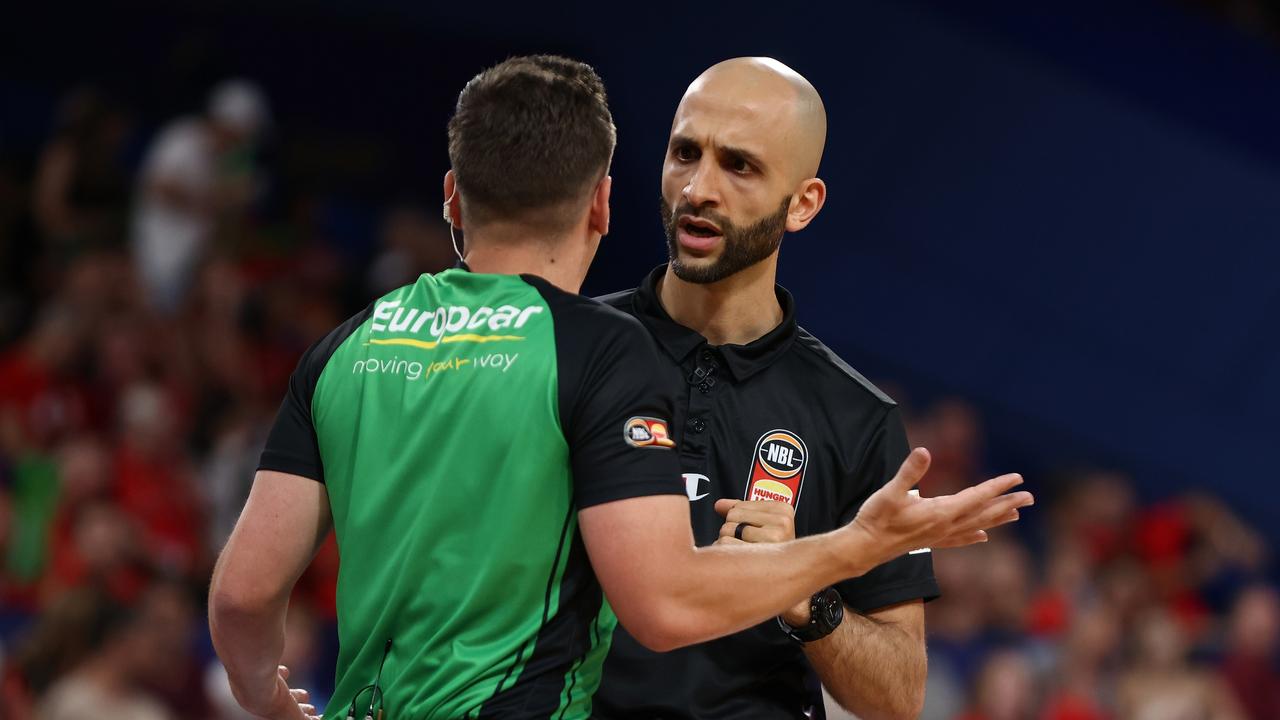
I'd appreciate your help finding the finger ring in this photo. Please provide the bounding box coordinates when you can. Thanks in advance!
[734,522,748,540]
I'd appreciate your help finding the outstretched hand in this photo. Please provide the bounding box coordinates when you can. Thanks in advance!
[848,448,1032,569]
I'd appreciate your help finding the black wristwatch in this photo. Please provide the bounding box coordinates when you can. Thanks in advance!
[778,587,844,644]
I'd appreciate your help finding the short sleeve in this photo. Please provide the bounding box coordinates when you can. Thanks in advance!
[833,406,941,612]
[257,304,373,484]
[515,275,686,510]
[564,316,684,508]
[257,341,327,483]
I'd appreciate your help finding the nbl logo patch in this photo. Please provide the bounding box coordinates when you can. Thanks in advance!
[624,417,675,449]
[744,429,808,508]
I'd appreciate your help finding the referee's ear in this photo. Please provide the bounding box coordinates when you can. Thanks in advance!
[785,177,826,233]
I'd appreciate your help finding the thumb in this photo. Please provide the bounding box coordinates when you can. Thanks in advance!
[713,498,738,518]
[278,665,290,681]
[886,447,931,493]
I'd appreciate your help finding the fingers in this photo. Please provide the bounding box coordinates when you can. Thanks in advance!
[718,522,767,543]
[886,447,932,493]
[290,689,310,703]
[716,515,793,543]
[966,490,1034,532]
[723,503,794,527]
[961,473,1024,504]
[278,665,290,681]
[932,487,1034,548]
[933,529,988,549]
[936,473,1026,519]
[715,500,795,545]
[713,535,748,546]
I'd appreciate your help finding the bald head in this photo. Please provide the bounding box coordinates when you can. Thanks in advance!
[680,57,827,181]
[661,57,830,282]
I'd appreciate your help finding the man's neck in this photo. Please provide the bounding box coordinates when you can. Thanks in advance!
[658,257,783,346]
[463,229,590,295]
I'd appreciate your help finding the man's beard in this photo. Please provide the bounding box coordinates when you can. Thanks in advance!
[661,196,790,284]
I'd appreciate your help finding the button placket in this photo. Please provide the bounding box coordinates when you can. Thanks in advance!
[684,348,720,442]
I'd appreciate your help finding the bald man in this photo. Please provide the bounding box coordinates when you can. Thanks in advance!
[594,58,940,719]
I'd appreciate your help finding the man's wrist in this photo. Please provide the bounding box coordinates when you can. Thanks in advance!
[837,521,878,579]
[229,666,281,715]
[778,587,844,644]
[782,601,811,627]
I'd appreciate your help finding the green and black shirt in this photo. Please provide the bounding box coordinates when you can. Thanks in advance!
[258,268,683,719]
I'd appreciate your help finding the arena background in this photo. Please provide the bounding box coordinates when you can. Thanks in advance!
[1,1,1277,718]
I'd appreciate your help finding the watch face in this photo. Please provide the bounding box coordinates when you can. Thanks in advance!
[819,589,843,627]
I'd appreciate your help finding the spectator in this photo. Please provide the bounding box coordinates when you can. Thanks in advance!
[130,80,269,313]
[366,201,456,295]
[2,589,113,719]
[111,383,204,578]
[32,88,131,256]
[1117,608,1244,720]
[0,304,91,456]
[35,586,172,720]
[1220,584,1280,720]
[957,648,1038,720]
[1041,605,1121,720]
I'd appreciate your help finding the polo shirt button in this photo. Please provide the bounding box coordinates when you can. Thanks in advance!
[689,418,707,433]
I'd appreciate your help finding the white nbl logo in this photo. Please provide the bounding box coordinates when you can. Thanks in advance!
[757,434,804,478]
[766,443,795,468]
[683,473,710,502]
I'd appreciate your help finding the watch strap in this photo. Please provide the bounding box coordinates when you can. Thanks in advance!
[778,587,843,643]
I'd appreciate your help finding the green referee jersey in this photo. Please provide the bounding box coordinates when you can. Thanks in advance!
[257,268,683,719]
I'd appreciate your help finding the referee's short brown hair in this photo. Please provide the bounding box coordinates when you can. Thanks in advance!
[447,55,616,233]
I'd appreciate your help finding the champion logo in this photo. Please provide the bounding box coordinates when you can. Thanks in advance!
[683,473,710,501]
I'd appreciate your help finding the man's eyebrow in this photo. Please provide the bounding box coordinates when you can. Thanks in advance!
[669,134,698,149]
[718,145,766,171]
[669,134,767,171]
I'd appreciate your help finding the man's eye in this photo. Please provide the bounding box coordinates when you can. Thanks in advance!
[674,146,697,162]
[731,158,751,174]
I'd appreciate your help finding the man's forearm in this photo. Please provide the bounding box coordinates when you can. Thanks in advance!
[804,604,926,720]
[585,455,1030,653]
[209,589,290,712]
[636,529,885,651]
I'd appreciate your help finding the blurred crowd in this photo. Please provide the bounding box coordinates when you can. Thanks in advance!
[0,84,1276,720]
[0,82,452,720]
[898,400,1278,720]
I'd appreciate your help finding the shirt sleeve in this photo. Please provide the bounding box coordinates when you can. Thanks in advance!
[833,405,941,612]
[556,304,684,509]
[256,304,373,483]
[257,340,327,483]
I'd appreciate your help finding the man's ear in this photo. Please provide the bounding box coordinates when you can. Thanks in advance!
[589,174,612,237]
[443,169,462,229]
[786,177,826,233]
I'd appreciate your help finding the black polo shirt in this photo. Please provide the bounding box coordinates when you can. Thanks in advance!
[592,265,940,720]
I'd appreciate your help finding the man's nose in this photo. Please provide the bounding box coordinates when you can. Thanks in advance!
[683,159,721,208]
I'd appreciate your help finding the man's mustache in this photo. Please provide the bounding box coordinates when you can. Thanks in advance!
[670,202,731,228]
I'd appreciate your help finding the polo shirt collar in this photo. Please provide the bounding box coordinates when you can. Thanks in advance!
[630,264,797,382]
